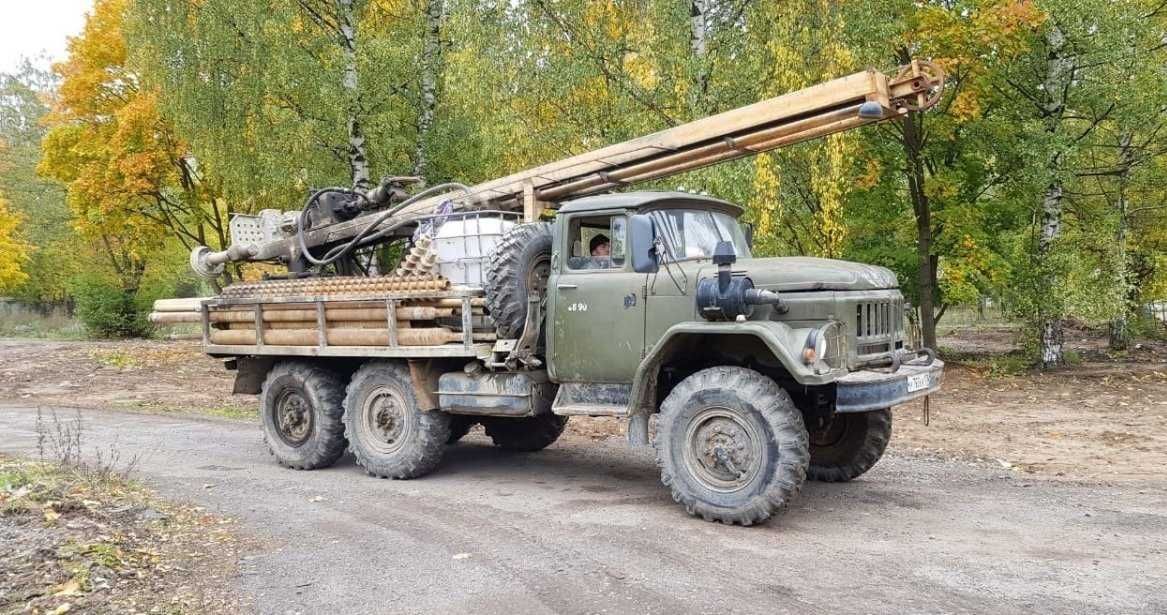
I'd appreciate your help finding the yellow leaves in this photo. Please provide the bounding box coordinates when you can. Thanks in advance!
[856,157,882,190]
[0,194,32,291]
[907,0,1048,121]
[950,89,983,121]
[622,52,658,90]
[39,0,185,261]
[812,133,852,258]
[583,0,628,41]
[750,152,782,240]
[54,0,133,119]
[53,578,83,597]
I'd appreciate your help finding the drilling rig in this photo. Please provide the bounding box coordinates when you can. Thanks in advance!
[153,61,947,526]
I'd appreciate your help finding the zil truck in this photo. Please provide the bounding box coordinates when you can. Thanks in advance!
[152,61,946,525]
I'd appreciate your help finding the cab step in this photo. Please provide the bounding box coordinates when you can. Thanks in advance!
[552,383,630,417]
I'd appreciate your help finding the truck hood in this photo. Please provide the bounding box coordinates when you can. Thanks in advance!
[731,256,899,291]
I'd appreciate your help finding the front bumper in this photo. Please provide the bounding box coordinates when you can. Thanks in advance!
[834,356,944,413]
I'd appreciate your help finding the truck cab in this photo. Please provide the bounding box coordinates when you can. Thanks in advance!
[542,192,941,430]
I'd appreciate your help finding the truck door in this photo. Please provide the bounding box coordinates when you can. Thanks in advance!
[546,212,647,383]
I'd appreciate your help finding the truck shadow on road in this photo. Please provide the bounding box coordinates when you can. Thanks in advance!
[294,436,923,528]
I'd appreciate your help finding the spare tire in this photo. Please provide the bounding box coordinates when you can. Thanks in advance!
[485,222,553,339]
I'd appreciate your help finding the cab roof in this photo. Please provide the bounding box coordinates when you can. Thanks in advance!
[556,191,743,217]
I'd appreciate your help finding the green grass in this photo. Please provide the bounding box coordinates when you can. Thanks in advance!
[204,403,258,420]
[113,399,257,421]
[89,349,143,369]
[939,345,1033,377]
[0,310,87,340]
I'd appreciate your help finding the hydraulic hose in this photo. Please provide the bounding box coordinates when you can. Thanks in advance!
[295,182,472,267]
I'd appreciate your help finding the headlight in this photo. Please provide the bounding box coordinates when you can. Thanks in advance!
[803,322,843,367]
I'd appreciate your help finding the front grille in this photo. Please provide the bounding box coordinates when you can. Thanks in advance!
[855,298,903,356]
[858,342,890,355]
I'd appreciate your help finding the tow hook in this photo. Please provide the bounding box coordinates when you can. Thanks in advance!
[856,347,937,373]
[889,347,936,372]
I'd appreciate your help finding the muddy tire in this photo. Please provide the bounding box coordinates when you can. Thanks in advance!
[655,366,809,526]
[260,362,348,470]
[484,222,553,339]
[807,409,891,482]
[343,361,450,479]
[447,415,477,444]
[482,413,569,452]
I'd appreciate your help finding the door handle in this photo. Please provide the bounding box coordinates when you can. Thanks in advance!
[556,283,577,289]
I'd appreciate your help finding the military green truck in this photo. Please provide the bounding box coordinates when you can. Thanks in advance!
[154,62,946,525]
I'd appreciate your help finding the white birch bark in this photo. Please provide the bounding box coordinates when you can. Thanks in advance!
[413,0,443,179]
[1037,23,1074,368]
[1109,132,1135,349]
[337,0,371,190]
[689,1,710,114]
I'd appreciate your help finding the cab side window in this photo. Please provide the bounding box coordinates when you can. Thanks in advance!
[566,214,626,271]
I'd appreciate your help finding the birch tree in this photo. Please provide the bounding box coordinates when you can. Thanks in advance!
[413,0,443,178]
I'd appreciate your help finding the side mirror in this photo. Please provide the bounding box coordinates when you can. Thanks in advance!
[740,222,755,250]
[629,214,659,274]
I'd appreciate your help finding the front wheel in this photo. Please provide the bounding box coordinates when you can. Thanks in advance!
[655,366,809,526]
[807,409,892,482]
[343,361,451,479]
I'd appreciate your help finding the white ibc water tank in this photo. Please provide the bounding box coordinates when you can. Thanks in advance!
[432,214,517,287]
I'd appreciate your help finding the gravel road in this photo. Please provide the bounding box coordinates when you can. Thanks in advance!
[0,404,1164,614]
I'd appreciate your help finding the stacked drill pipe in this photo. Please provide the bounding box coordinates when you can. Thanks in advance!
[218,273,450,299]
[149,274,494,348]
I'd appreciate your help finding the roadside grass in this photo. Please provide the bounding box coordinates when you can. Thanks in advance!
[89,348,143,369]
[0,409,244,613]
[0,311,87,340]
[938,346,1032,378]
[112,399,258,421]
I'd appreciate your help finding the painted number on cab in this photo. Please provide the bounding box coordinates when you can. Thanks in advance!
[567,302,589,312]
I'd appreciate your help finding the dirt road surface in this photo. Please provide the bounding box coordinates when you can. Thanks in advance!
[0,403,1164,614]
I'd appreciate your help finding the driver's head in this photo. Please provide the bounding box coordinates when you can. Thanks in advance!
[590,234,610,257]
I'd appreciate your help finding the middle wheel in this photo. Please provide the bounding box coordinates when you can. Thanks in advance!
[343,360,451,479]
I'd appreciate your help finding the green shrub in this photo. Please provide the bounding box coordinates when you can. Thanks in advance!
[70,275,153,338]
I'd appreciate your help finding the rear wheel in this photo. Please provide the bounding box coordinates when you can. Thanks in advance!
[655,366,809,526]
[260,362,348,470]
[807,409,891,482]
[343,361,451,479]
[482,413,568,452]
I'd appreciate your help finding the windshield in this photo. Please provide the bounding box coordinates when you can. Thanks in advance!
[649,209,752,261]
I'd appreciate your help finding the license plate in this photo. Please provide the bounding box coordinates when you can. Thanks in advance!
[906,373,930,393]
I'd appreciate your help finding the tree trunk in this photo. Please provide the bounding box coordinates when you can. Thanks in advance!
[338,0,371,190]
[901,110,938,350]
[1036,24,1074,368]
[1109,132,1134,350]
[1038,181,1065,366]
[689,0,710,116]
[413,0,443,179]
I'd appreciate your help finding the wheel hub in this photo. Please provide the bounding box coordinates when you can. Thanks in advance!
[527,258,551,295]
[363,386,412,453]
[811,415,849,448]
[275,391,313,446]
[683,408,764,492]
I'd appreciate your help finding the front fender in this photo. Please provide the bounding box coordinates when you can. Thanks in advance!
[628,320,837,416]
